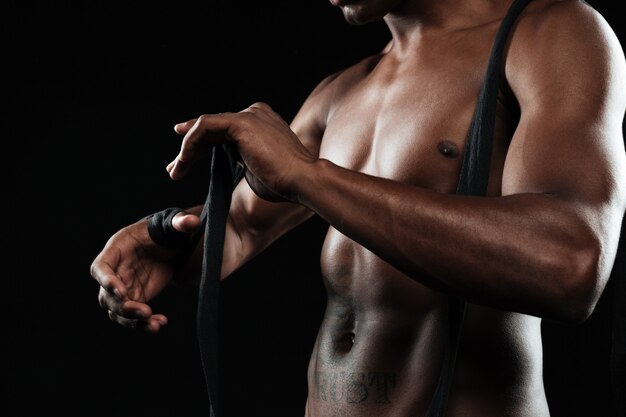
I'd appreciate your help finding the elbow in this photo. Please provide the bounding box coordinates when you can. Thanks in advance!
[552,243,603,325]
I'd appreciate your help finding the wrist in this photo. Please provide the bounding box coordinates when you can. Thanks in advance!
[146,207,191,250]
[291,158,334,206]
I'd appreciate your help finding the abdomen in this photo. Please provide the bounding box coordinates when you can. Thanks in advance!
[306,228,550,417]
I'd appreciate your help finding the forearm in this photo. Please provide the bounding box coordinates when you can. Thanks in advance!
[294,159,611,322]
[169,210,246,286]
[173,183,314,286]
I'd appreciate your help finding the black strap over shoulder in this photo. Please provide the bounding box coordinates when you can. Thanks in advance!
[165,2,535,416]
[426,1,533,416]
[148,0,626,415]
[157,1,626,416]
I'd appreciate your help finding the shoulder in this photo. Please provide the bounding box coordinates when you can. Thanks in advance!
[291,47,388,132]
[306,49,387,107]
[506,0,626,113]
[508,0,625,78]
[500,0,626,203]
[514,0,623,51]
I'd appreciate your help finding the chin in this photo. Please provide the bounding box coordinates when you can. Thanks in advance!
[341,6,385,25]
[333,0,395,25]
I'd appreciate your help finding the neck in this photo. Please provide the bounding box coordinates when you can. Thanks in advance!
[383,0,512,54]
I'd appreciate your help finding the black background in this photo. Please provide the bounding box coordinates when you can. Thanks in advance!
[4,1,625,416]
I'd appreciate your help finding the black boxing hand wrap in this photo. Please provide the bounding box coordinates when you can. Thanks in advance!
[146,207,191,250]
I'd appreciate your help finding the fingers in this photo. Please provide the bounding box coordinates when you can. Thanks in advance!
[174,118,197,135]
[171,103,272,143]
[90,257,127,300]
[108,311,168,333]
[169,113,236,180]
[171,211,202,234]
[99,287,168,332]
[168,103,280,179]
[97,287,151,318]
[166,160,175,174]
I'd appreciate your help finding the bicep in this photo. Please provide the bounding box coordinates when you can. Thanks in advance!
[502,2,626,209]
[501,3,626,285]
[501,107,625,207]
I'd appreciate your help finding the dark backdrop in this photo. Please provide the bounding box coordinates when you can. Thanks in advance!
[4,1,624,416]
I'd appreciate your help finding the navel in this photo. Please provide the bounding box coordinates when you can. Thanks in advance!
[437,140,460,159]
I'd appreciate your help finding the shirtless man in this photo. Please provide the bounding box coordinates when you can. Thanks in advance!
[90,0,626,415]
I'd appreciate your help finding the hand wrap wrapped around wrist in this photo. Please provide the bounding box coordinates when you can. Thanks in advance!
[146,207,191,250]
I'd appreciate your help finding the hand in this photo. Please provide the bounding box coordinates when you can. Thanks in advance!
[90,211,201,332]
[166,102,316,202]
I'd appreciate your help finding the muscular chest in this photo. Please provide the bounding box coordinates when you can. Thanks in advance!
[318,47,515,195]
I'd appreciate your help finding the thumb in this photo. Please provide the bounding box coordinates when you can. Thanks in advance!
[171,212,202,234]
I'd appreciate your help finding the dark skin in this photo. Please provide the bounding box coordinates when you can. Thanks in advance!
[91,0,626,415]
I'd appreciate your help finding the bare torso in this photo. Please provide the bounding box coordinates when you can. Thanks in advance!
[305,15,549,417]
[88,0,624,415]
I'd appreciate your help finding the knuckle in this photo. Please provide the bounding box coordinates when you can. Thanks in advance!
[239,107,257,117]
[240,111,255,122]
[196,114,211,125]
[90,259,107,284]
[181,134,195,150]
[98,292,106,309]
[235,113,255,131]
[103,280,116,295]
[89,261,97,278]
[249,101,270,111]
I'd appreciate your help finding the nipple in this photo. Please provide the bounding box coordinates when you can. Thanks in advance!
[437,140,460,158]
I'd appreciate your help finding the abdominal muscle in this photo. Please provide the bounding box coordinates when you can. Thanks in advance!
[304,227,551,417]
